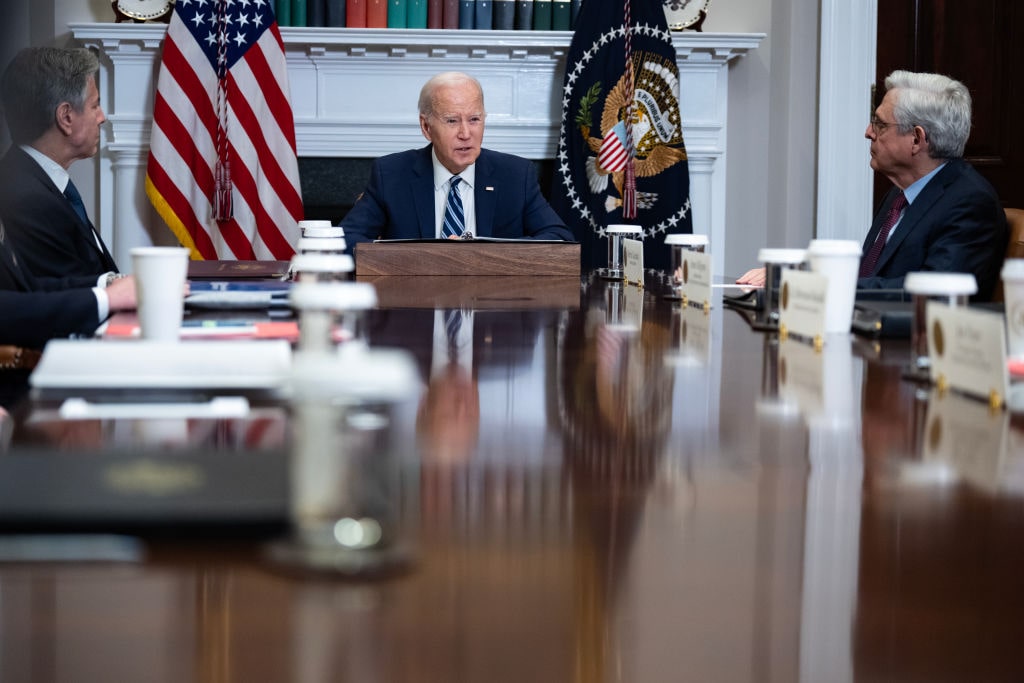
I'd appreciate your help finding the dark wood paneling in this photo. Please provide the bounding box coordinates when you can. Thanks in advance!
[875,0,1024,208]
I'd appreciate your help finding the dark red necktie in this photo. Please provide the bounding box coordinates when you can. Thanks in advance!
[859,192,907,277]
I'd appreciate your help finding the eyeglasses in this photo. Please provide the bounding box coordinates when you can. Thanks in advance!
[869,113,899,135]
[432,113,485,129]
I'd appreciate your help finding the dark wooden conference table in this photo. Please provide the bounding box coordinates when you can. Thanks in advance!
[1,271,1023,682]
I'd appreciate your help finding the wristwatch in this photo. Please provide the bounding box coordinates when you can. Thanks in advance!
[112,0,175,23]
[664,0,711,31]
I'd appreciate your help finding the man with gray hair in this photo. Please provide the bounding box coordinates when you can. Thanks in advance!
[0,47,119,281]
[856,70,1006,298]
[342,71,572,249]
[739,70,1006,300]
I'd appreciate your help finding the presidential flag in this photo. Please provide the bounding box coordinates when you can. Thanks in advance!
[552,0,692,271]
[146,0,302,260]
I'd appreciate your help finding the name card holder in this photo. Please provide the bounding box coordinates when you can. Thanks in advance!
[926,302,1009,409]
[623,238,645,287]
[676,249,712,313]
[777,269,829,351]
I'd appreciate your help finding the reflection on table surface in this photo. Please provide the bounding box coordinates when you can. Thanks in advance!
[1,272,1024,682]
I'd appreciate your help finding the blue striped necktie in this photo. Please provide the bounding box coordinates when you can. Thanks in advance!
[62,179,118,271]
[442,176,465,238]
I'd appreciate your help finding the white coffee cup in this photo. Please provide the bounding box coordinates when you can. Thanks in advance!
[806,239,861,334]
[131,247,190,341]
[1003,259,1024,357]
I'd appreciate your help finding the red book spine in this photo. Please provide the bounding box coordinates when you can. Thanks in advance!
[346,0,366,26]
[367,0,388,26]
[427,0,443,28]
[442,0,458,28]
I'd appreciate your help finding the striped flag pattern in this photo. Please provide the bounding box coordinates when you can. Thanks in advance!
[146,0,302,261]
[597,121,628,173]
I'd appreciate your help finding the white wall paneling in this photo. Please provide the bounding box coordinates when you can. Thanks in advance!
[70,25,762,272]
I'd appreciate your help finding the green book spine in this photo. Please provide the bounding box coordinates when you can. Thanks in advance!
[551,0,569,30]
[408,0,428,27]
[532,0,551,30]
[276,0,291,26]
[388,0,408,26]
[291,0,308,26]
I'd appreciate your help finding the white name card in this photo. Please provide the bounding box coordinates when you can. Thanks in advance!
[926,302,1009,407]
[778,269,828,346]
[623,238,644,286]
[678,250,712,310]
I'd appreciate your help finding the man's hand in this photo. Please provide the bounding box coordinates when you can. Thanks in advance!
[736,267,766,287]
[105,275,137,311]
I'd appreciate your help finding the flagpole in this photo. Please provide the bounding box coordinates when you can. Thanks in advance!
[621,0,637,220]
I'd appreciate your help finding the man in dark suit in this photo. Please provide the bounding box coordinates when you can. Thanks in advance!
[856,70,1006,298]
[0,47,119,282]
[738,71,1006,300]
[0,217,135,349]
[342,72,573,249]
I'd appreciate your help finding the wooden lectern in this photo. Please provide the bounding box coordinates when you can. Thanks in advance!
[354,241,580,277]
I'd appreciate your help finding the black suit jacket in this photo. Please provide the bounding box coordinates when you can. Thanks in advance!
[0,146,118,280]
[341,146,573,249]
[0,223,101,348]
[858,158,1007,300]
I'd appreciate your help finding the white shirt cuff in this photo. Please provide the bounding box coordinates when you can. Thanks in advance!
[93,287,110,322]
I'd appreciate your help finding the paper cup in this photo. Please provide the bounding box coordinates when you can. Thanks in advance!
[131,247,190,341]
[806,239,861,334]
[1002,260,1024,357]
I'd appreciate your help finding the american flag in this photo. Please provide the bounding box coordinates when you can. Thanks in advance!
[597,121,628,173]
[146,0,302,260]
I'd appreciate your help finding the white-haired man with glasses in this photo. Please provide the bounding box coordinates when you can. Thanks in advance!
[341,72,573,249]
[739,70,1006,300]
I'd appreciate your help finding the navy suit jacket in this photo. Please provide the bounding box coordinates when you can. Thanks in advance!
[341,146,573,249]
[0,228,100,348]
[0,146,118,281]
[858,158,1007,300]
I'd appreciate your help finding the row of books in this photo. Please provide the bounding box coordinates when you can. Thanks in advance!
[275,0,582,30]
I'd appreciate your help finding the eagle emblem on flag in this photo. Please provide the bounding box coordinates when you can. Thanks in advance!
[552,0,694,271]
[580,53,689,215]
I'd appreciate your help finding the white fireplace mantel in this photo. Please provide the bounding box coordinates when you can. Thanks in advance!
[70,24,762,272]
